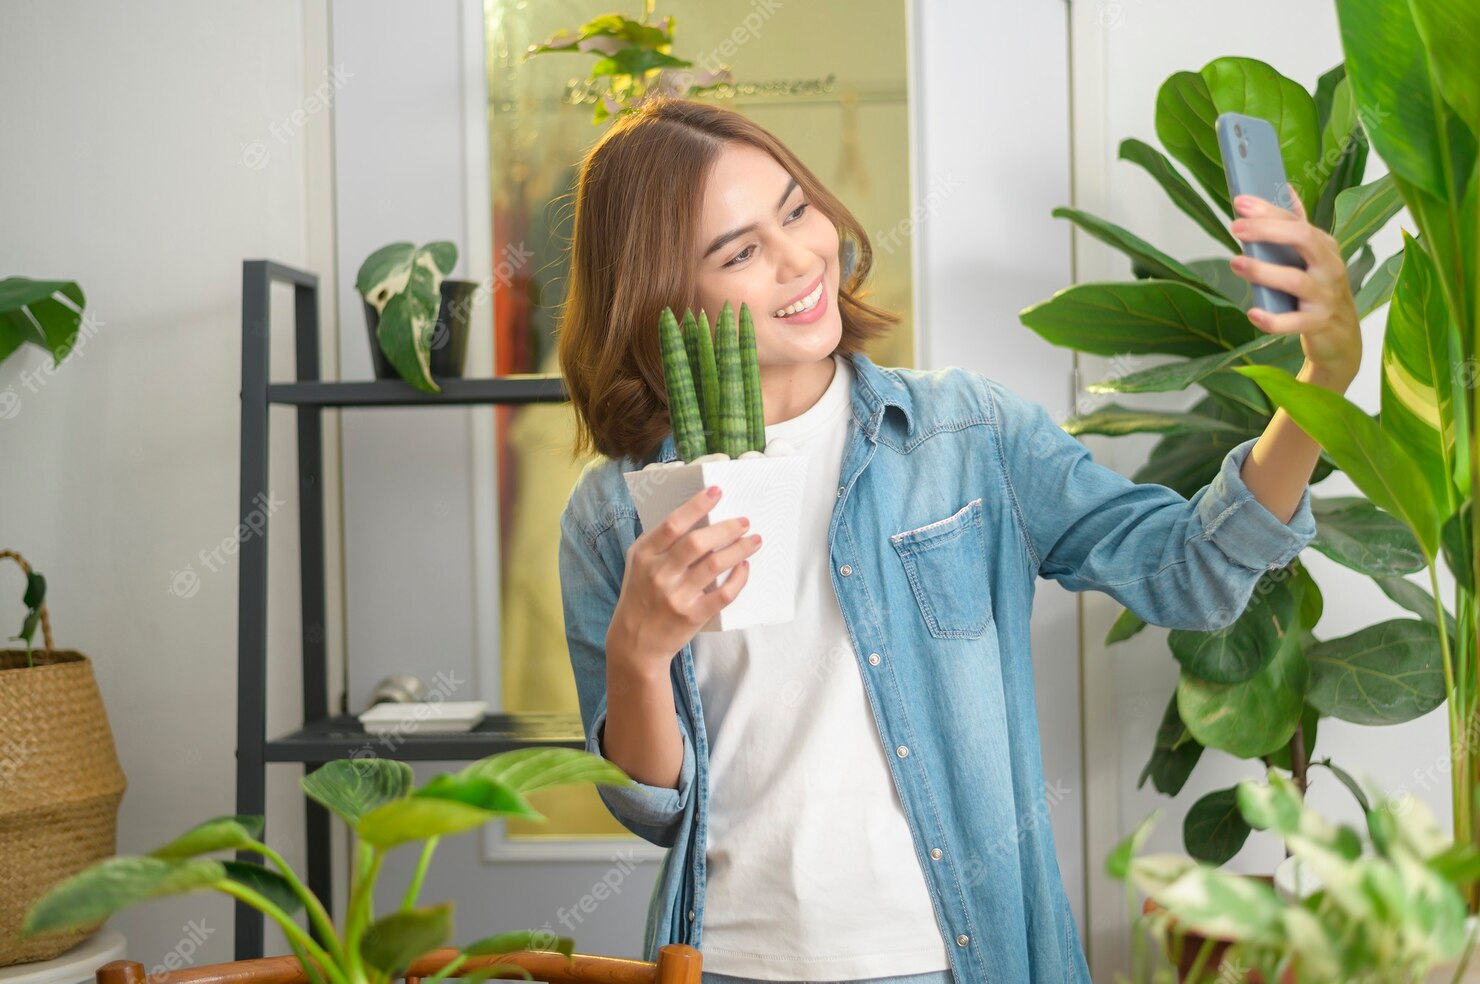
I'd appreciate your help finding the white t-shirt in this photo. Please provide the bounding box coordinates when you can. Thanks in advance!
[692,353,953,980]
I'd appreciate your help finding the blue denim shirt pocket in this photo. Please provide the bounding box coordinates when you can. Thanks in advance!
[888,497,993,639]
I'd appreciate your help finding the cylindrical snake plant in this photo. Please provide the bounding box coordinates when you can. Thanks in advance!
[661,301,765,463]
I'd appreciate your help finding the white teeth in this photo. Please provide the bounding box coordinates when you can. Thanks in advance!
[774,280,823,318]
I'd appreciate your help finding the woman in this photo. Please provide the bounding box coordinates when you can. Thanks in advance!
[556,96,1360,984]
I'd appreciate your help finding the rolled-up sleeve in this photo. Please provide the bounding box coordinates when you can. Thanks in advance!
[985,376,1317,631]
[559,497,694,849]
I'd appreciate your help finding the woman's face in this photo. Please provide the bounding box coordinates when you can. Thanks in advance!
[691,142,842,370]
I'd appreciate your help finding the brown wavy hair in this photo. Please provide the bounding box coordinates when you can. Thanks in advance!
[557,96,900,465]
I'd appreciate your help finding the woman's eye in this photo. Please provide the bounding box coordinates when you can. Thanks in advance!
[722,203,808,268]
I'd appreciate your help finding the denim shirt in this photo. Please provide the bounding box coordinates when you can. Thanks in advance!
[557,350,1316,983]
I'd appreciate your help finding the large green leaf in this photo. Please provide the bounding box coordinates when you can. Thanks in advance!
[1178,619,1307,758]
[413,773,544,820]
[1373,575,1457,634]
[1336,0,1455,201]
[301,758,415,825]
[1155,58,1320,218]
[1119,138,1241,252]
[1201,58,1323,214]
[1268,703,1320,773]
[1063,404,1246,438]
[1134,431,1254,499]
[1315,76,1372,230]
[1106,605,1147,646]
[1309,496,1426,576]
[1235,364,1442,559]
[0,277,86,365]
[22,857,226,933]
[1168,569,1301,684]
[1184,786,1253,865]
[1187,257,1254,309]
[1409,0,1480,137]
[149,815,265,860]
[357,241,459,394]
[357,797,500,850]
[1355,249,1404,317]
[360,903,453,974]
[1306,619,1447,725]
[1346,244,1377,299]
[1085,333,1286,396]
[458,747,632,795]
[1019,280,1259,358]
[1138,691,1204,797]
[221,861,303,915]
[1380,233,1463,519]
[1052,207,1219,293]
[1332,175,1404,260]
[1313,64,1347,134]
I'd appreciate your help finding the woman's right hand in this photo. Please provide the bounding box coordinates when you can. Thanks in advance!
[607,485,763,675]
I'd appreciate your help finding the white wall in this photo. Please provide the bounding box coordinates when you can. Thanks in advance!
[0,0,346,969]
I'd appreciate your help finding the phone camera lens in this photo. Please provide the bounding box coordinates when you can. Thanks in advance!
[1234,124,1243,137]
[1238,142,1248,158]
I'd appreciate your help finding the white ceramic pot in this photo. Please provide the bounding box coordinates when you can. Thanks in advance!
[623,449,809,632]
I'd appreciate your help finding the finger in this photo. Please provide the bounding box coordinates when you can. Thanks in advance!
[700,557,751,617]
[641,485,721,554]
[1283,180,1308,222]
[669,516,749,568]
[1234,193,1300,222]
[1231,256,1317,300]
[1230,218,1334,270]
[682,533,761,598]
[1247,307,1326,335]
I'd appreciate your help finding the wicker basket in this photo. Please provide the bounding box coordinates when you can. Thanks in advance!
[0,550,126,967]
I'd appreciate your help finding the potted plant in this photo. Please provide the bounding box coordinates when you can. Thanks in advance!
[0,276,85,369]
[622,301,808,632]
[1020,41,1471,879]
[1,550,127,967]
[1110,769,1480,983]
[522,4,733,125]
[20,751,639,984]
[356,241,477,392]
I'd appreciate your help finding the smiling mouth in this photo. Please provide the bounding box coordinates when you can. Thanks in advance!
[773,276,825,318]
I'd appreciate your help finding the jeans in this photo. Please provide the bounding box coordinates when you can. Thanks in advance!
[700,971,955,984]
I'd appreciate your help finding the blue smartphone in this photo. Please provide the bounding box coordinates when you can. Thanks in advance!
[1215,112,1306,315]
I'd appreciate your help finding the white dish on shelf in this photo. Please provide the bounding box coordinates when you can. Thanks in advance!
[358,700,488,734]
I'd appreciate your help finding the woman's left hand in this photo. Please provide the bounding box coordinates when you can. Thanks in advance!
[1228,188,1362,387]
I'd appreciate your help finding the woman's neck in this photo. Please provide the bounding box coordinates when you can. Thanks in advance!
[760,354,838,426]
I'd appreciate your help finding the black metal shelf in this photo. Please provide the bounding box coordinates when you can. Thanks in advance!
[266,374,567,407]
[235,260,580,960]
[263,713,586,762]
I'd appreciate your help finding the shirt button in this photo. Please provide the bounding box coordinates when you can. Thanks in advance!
[868,652,880,665]
[688,909,696,921]
[930,847,943,860]
[837,485,844,497]
[956,934,970,947]
[896,745,909,758]
[839,564,852,576]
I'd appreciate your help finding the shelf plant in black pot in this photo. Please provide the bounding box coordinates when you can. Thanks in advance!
[356,241,477,392]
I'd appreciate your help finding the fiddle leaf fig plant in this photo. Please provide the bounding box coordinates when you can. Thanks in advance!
[355,241,457,394]
[1021,43,1471,874]
[22,751,637,984]
[523,4,732,125]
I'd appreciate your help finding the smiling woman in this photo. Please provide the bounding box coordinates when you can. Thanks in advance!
[556,96,900,464]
